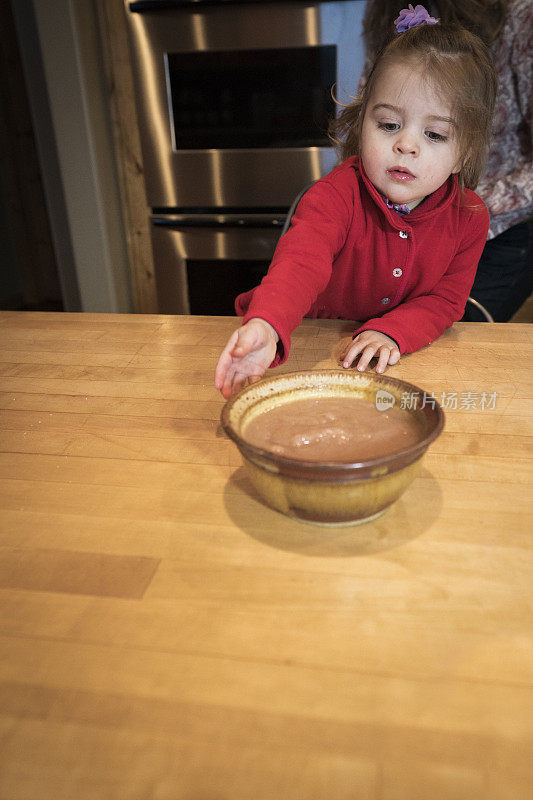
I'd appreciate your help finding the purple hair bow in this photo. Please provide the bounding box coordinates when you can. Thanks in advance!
[394,4,439,33]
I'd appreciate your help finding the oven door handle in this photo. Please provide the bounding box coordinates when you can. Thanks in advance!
[129,1,263,10]
[152,214,286,230]
[129,0,342,11]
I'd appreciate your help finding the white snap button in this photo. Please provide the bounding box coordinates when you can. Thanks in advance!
[399,230,408,238]
[393,268,402,277]
[381,297,390,305]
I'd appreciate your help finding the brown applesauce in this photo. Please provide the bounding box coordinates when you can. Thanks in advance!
[242,395,420,461]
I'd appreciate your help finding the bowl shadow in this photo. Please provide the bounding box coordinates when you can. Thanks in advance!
[223,465,442,557]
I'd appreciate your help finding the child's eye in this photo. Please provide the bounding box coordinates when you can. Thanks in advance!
[426,130,448,142]
[377,121,400,132]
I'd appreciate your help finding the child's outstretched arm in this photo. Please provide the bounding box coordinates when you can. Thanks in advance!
[214,318,279,399]
[340,330,400,374]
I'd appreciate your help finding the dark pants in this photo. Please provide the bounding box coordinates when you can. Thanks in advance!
[462,218,533,322]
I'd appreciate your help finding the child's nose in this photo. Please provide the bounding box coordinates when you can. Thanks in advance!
[393,133,419,156]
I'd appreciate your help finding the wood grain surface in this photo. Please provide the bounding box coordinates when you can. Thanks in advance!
[0,311,532,800]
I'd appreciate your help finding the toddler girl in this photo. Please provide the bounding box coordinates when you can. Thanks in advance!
[215,5,498,398]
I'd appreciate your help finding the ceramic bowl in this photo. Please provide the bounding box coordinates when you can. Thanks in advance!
[221,370,444,526]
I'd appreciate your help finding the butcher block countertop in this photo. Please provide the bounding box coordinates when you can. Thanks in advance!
[0,311,532,800]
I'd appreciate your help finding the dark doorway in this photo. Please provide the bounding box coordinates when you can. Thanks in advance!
[0,1,63,311]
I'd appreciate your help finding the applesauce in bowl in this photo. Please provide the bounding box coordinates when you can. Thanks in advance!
[242,394,421,462]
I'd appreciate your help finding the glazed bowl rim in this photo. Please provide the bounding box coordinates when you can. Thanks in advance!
[221,369,445,476]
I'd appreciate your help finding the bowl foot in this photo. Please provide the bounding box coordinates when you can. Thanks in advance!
[285,506,389,528]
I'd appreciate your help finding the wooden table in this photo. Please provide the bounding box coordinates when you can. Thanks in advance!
[0,311,532,800]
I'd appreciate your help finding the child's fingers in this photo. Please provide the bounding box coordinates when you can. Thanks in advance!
[220,364,248,399]
[215,324,265,392]
[342,341,377,371]
[341,342,362,368]
[224,369,245,399]
[388,349,401,365]
[221,363,266,399]
[341,338,400,374]
[214,330,240,390]
[375,347,391,373]
[356,344,379,372]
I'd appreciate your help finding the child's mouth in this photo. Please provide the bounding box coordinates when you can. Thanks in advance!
[387,167,415,182]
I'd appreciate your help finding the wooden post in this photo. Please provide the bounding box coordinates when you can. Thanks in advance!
[94,0,158,314]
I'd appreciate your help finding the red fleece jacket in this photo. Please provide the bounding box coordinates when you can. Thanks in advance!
[236,156,489,365]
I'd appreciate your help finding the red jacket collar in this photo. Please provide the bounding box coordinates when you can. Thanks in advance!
[350,155,459,228]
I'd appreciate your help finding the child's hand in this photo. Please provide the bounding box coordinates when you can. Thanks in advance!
[214,318,279,399]
[340,330,400,374]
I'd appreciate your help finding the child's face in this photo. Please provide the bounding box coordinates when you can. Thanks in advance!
[360,62,461,208]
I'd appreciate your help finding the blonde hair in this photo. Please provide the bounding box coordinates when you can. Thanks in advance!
[329,22,498,189]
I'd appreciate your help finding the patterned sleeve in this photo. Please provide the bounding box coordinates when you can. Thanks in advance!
[476,0,533,219]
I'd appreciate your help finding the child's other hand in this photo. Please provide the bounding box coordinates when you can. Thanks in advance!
[214,318,279,399]
[340,330,400,374]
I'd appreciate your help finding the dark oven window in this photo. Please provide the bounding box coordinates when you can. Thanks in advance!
[186,259,270,316]
[165,46,337,150]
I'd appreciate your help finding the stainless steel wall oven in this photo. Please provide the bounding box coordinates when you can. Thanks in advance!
[125,0,366,314]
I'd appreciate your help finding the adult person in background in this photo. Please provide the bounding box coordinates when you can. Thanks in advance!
[356,0,532,322]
